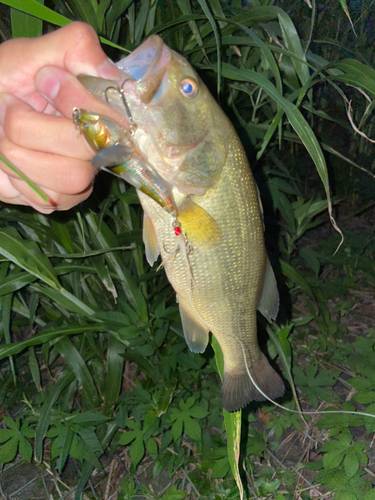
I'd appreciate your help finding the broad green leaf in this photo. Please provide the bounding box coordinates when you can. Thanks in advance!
[0,437,18,464]
[211,336,243,500]
[130,436,145,467]
[11,0,43,38]
[76,427,103,468]
[171,419,183,441]
[57,427,74,472]
[211,456,230,478]
[19,436,32,462]
[344,451,359,479]
[183,416,201,441]
[322,449,344,470]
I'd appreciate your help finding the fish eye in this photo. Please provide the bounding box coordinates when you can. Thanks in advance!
[180,78,198,98]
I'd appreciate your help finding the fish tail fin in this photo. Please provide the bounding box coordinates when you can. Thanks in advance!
[221,353,284,412]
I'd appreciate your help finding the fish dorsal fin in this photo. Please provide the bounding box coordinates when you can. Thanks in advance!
[142,211,160,266]
[176,197,222,248]
[257,258,279,322]
[178,299,209,353]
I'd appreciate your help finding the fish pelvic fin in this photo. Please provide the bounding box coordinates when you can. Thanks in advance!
[257,257,279,322]
[178,298,209,353]
[176,197,222,248]
[142,211,160,266]
[221,353,284,412]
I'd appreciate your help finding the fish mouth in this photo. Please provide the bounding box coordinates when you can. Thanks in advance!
[117,35,171,103]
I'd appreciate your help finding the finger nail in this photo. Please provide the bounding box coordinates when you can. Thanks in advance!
[36,67,61,100]
[98,58,122,80]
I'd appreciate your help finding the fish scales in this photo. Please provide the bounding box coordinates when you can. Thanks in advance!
[138,129,280,411]
[76,35,284,411]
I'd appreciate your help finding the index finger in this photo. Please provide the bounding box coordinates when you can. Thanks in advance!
[0,22,122,104]
[36,66,130,130]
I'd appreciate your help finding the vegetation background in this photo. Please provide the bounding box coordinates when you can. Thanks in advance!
[0,0,374,499]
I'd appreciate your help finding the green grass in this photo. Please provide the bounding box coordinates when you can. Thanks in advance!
[0,0,374,498]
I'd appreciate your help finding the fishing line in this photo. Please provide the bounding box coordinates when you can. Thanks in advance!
[182,271,375,420]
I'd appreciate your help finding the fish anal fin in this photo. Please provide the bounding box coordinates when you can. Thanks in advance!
[143,211,160,266]
[221,353,284,412]
[177,197,222,248]
[257,258,279,322]
[178,300,209,353]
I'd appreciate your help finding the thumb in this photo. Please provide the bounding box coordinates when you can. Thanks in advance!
[0,22,122,98]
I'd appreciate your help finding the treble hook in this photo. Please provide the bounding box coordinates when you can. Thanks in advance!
[104,79,137,136]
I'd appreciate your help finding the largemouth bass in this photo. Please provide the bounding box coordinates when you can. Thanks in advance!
[76,35,284,412]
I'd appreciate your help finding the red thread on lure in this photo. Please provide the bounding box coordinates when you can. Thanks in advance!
[174,226,181,236]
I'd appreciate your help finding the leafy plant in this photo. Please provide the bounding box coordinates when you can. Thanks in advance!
[0,0,375,498]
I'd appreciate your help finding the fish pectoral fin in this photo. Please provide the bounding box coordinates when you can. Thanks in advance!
[257,257,279,322]
[222,352,284,412]
[177,197,222,248]
[178,300,209,353]
[92,144,134,169]
[142,211,160,266]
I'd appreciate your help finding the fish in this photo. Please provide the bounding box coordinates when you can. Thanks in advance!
[76,35,284,412]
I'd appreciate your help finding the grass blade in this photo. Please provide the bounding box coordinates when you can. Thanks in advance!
[197,0,221,94]
[35,368,75,462]
[28,347,41,391]
[0,153,48,203]
[103,336,125,416]
[55,336,99,407]
[10,0,43,38]
[278,12,310,86]
[0,227,59,289]
[220,63,343,242]
[1,0,71,27]
[0,272,37,297]
[0,324,107,360]
[333,59,375,97]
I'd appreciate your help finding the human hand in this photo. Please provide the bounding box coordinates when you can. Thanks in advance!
[0,22,127,213]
